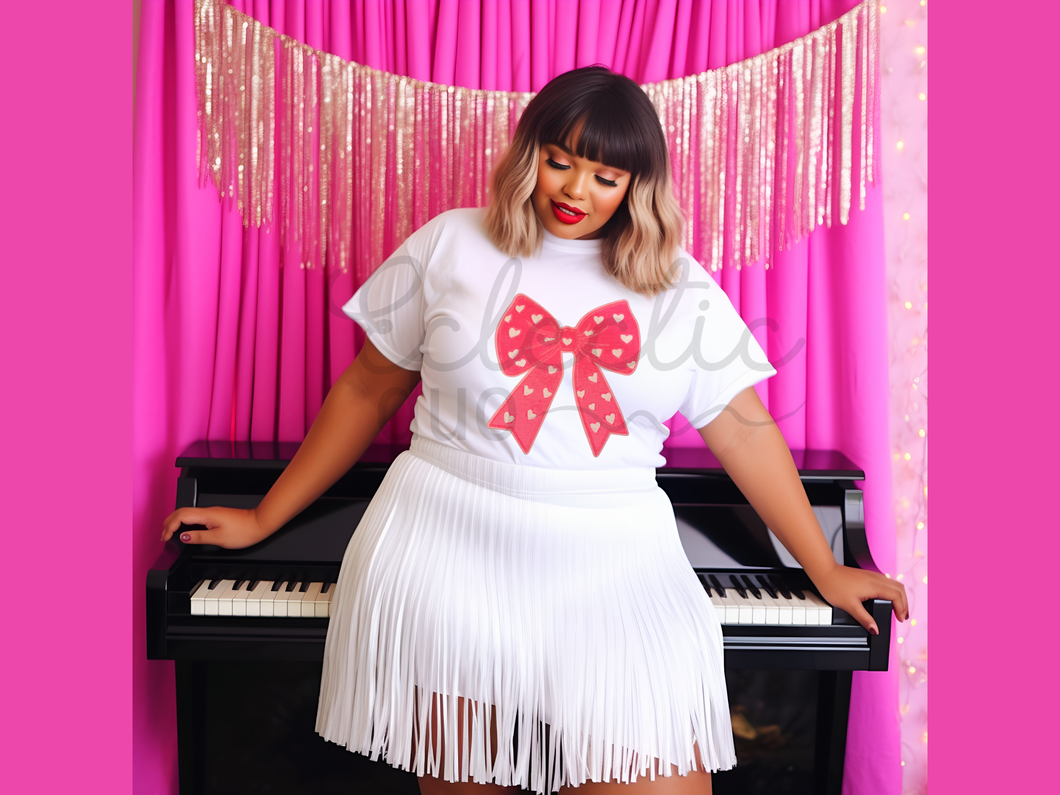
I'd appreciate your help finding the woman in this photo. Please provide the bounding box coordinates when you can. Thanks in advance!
[162,66,907,794]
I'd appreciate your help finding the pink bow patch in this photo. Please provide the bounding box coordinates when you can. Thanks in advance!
[487,294,640,457]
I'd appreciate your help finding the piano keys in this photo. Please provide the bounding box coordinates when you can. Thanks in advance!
[189,579,335,617]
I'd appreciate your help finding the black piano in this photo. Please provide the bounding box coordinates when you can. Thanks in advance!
[148,440,890,795]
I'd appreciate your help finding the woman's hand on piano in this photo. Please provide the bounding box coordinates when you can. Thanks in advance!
[161,506,269,550]
[814,564,909,635]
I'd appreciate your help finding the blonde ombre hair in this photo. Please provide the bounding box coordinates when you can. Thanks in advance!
[485,67,685,297]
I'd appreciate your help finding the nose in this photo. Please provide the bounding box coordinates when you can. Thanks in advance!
[563,170,588,201]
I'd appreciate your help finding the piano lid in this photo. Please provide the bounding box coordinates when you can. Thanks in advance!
[176,440,864,480]
[662,446,864,481]
[176,440,411,469]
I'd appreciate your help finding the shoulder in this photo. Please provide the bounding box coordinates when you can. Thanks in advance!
[401,207,492,263]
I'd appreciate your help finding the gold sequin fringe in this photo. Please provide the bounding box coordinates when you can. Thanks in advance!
[195,0,880,274]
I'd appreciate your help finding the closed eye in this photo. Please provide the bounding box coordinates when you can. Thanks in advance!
[546,158,619,187]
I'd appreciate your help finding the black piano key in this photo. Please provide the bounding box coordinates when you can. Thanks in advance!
[321,582,333,594]
[727,575,747,599]
[299,581,310,592]
[207,579,222,590]
[247,580,260,592]
[755,575,778,599]
[271,581,283,591]
[696,573,713,597]
[708,575,726,597]
[768,574,792,600]
[233,579,247,591]
[740,575,762,599]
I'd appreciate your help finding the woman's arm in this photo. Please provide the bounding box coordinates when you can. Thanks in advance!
[161,340,421,549]
[697,387,908,634]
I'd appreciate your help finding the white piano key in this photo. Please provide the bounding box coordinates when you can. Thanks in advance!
[245,580,272,617]
[190,580,210,616]
[731,592,755,625]
[760,592,780,625]
[231,581,252,616]
[216,580,240,616]
[272,581,294,617]
[805,591,833,625]
[776,595,794,625]
[716,591,741,624]
[205,579,235,616]
[749,593,767,625]
[260,582,282,616]
[300,582,323,617]
[790,594,807,625]
[318,584,334,618]
[707,593,727,624]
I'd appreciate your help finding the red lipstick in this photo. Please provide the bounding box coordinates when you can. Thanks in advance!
[551,199,586,225]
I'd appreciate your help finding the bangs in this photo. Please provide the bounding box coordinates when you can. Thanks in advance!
[540,101,655,177]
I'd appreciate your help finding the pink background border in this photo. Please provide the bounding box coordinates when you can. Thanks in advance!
[0,0,133,792]
[1,1,1056,792]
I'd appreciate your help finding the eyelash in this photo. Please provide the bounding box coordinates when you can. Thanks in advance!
[546,157,619,187]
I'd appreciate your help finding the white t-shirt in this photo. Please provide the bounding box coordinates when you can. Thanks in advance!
[343,208,775,469]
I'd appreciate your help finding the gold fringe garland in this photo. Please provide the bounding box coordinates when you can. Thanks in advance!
[195,0,880,275]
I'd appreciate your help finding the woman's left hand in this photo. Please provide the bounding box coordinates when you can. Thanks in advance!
[813,565,909,635]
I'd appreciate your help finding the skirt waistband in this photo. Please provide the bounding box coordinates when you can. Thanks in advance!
[407,435,658,501]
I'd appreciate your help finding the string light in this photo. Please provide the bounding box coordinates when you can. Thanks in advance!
[897,140,904,149]
[919,93,926,100]
[916,521,924,530]
[897,637,904,643]
[905,301,912,308]
[908,666,916,674]
[904,453,911,460]
[922,576,927,584]
[903,212,910,220]
[915,46,925,54]
[918,429,925,437]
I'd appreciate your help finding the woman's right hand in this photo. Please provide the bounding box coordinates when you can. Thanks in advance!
[161,506,269,550]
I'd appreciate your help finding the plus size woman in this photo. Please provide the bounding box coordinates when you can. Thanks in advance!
[163,67,907,794]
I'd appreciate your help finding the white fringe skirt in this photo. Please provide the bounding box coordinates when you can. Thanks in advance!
[316,435,735,792]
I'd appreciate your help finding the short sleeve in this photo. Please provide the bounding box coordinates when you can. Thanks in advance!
[677,272,777,429]
[341,234,430,371]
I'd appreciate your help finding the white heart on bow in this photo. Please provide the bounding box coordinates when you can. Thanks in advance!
[588,403,596,410]
[531,314,543,323]
[508,350,519,359]
[516,359,527,367]
[591,348,602,357]
[621,334,633,343]
[606,413,616,424]
[527,409,537,420]
[612,348,623,357]
[613,313,624,322]
[601,392,612,401]
[516,305,525,312]
[562,337,573,345]
[594,315,604,324]
[509,328,521,338]
[577,390,585,398]
[542,387,552,398]
[523,386,534,396]
[548,366,558,374]
[588,373,598,383]
[590,422,601,433]
[504,412,514,423]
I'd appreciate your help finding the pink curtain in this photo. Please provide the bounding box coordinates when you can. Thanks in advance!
[133,2,897,793]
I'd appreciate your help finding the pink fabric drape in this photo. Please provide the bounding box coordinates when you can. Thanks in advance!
[133,2,897,793]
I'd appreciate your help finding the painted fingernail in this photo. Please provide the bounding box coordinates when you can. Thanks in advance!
[181,533,191,542]
[870,626,879,636]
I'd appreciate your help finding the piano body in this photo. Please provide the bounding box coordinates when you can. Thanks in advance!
[148,440,890,794]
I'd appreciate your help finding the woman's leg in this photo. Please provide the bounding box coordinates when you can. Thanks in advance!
[415,693,522,794]
[555,744,713,795]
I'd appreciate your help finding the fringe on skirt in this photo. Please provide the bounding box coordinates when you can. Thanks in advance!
[315,435,735,792]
